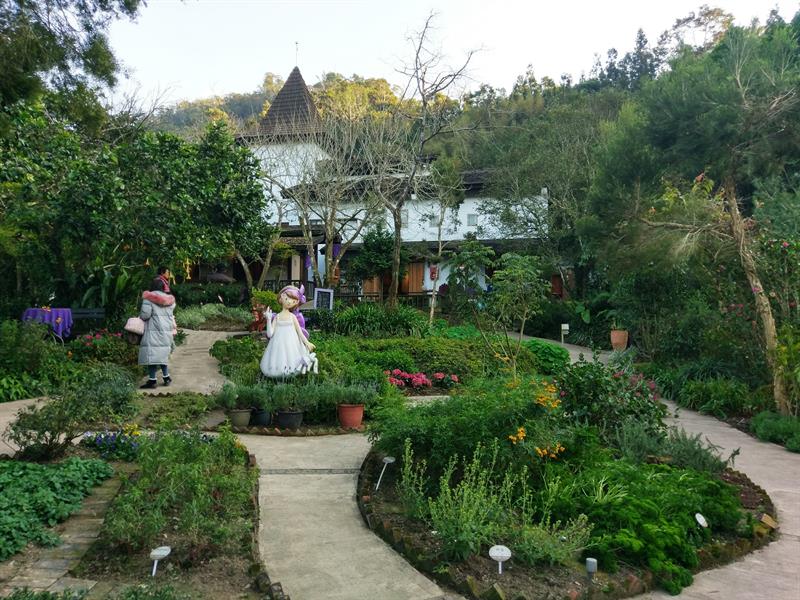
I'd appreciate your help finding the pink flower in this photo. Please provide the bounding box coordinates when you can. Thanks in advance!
[451,375,459,383]
[752,286,761,293]
[433,372,445,380]
[560,390,566,397]
[782,241,790,248]
[647,380,656,391]
[384,370,390,375]
[94,334,102,339]
[392,369,402,376]
[85,334,92,339]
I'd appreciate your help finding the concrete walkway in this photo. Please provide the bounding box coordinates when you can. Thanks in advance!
[139,329,233,395]
[0,398,38,456]
[640,402,800,600]
[508,332,613,364]
[242,433,457,600]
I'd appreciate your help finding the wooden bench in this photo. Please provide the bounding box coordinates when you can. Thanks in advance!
[71,308,106,321]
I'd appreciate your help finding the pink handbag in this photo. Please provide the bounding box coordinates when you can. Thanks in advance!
[124,316,145,335]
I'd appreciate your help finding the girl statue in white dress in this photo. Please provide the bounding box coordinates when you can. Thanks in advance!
[260,285,318,378]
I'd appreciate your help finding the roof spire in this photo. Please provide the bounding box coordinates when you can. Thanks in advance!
[295,41,299,66]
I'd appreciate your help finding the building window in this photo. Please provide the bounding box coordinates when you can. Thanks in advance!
[467,213,478,227]
[429,215,440,228]
[401,210,409,227]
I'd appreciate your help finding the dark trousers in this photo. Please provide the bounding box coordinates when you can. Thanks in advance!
[147,364,169,380]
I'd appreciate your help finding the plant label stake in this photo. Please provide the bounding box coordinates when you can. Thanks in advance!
[375,456,395,491]
[586,557,597,582]
[695,513,708,528]
[489,545,511,574]
[150,546,171,577]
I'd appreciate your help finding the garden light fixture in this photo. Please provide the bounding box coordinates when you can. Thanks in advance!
[586,557,597,581]
[375,456,395,491]
[695,513,708,528]
[561,323,569,344]
[150,546,171,577]
[489,545,511,574]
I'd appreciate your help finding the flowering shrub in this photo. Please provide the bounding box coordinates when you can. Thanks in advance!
[68,329,137,366]
[385,369,459,392]
[555,358,666,438]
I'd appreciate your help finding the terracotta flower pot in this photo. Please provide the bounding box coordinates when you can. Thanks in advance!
[228,409,251,428]
[337,403,365,430]
[610,329,629,351]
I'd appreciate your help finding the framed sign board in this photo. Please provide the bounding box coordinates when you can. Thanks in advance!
[314,288,334,310]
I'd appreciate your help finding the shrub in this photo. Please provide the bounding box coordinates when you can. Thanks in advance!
[614,421,734,473]
[0,458,113,560]
[174,304,250,331]
[0,320,52,375]
[511,514,592,566]
[334,303,429,337]
[549,460,745,594]
[68,330,137,367]
[171,283,242,306]
[679,378,752,418]
[250,289,280,312]
[554,358,666,438]
[427,444,516,561]
[101,428,255,561]
[3,364,136,459]
[523,338,570,375]
[751,411,800,452]
[112,585,190,600]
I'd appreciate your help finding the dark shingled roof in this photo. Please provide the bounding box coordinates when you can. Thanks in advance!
[258,67,319,136]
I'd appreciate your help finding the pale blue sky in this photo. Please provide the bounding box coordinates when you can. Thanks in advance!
[108,0,799,106]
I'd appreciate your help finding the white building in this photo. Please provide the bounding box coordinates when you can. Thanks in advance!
[239,67,546,301]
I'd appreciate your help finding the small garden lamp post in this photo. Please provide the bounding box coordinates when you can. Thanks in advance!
[375,456,395,491]
[561,323,569,344]
[586,557,597,582]
[489,545,511,574]
[150,546,171,577]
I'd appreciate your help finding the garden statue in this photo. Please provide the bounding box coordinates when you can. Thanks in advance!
[260,284,318,378]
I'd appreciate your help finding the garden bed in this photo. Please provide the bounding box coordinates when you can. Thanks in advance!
[357,450,777,600]
[70,429,276,599]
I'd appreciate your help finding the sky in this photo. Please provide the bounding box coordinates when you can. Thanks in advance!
[108,0,800,106]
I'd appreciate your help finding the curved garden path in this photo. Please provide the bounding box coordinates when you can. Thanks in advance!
[138,329,234,395]
[641,401,800,600]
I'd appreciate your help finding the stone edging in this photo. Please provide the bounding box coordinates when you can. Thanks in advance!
[355,451,778,600]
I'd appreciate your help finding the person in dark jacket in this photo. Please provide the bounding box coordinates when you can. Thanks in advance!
[138,279,177,389]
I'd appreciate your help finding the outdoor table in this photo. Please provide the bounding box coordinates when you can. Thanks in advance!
[21,307,73,339]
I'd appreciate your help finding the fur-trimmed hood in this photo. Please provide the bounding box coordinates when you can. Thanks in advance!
[142,291,176,306]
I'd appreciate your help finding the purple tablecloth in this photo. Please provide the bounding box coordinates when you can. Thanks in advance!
[21,308,73,338]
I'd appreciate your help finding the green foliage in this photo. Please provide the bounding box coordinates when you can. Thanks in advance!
[5,590,87,600]
[678,378,752,418]
[427,444,516,561]
[615,421,734,473]
[347,225,408,282]
[0,458,112,561]
[3,364,136,459]
[171,283,243,307]
[101,428,255,560]
[138,393,213,429]
[174,304,251,331]
[111,585,189,600]
[67,330,137,367]
[549,460,744,594]
[398,439,429,520]
[250,289,281,312]
[554,358,666,438]
[523,338,571,374]
[332,303,429,337]
[0,321,53,375]
[750,411,800,452]
[511,514,592,566]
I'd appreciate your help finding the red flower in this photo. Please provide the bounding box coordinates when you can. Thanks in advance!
[451,375,459,383]
[433,372,445,379]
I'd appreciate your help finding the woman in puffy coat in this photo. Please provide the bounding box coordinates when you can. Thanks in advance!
[138,278,177,389]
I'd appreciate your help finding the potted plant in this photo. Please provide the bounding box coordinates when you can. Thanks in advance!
[273,384,315,430]
[217,383,251,428]
[609,317,629,351]
[336,385,374,430]
[235,384,272,427]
